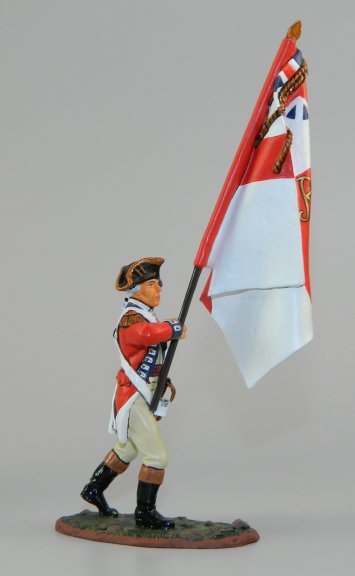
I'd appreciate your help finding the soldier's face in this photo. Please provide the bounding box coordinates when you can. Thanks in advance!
[134,279,161,308]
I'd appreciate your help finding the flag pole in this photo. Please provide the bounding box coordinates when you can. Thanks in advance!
[150,266,202,413]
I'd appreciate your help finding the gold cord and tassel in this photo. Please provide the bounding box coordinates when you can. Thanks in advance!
[254,21,308,174]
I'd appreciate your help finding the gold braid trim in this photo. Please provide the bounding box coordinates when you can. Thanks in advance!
[254,61,308,173]
[274,128,293,174]
[115,257,164,292]
[254,105,285,147]
[119,312,146,328]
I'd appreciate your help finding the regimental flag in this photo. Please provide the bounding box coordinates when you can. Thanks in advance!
[194,21,313,388]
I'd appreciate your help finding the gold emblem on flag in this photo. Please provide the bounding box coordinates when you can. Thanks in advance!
[297,176,311,222]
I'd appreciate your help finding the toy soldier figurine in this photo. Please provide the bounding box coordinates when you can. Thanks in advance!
[81,257,186,530]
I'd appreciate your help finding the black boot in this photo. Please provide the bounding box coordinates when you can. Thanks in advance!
[81,462,119,517]
[135,481,175,530]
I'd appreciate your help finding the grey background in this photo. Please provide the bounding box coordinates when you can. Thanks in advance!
[1,0,354,574]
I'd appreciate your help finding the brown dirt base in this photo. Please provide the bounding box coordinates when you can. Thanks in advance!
[55,510,260,549]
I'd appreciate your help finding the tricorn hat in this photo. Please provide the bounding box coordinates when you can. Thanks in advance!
[115,257,164,291]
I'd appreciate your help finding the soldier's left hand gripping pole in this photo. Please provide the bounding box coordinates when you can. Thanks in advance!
[149,266,202,413]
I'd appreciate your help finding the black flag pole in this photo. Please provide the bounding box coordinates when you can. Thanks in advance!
[150,266,202,413]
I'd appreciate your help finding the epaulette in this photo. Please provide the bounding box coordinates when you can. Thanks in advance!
[119,311,146,328]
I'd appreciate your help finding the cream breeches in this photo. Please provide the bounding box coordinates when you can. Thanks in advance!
[113,387,168,470]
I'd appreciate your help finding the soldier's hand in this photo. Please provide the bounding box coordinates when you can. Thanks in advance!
[180,325,187,340]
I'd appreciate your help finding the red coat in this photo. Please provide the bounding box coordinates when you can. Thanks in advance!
[114,314,174,415]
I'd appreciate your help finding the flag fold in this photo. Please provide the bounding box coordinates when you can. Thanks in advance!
[196,23,313,388]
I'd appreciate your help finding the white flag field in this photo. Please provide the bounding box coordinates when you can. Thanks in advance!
[194,22,313,388]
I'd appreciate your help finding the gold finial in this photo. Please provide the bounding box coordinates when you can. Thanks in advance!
[287,20,302,40]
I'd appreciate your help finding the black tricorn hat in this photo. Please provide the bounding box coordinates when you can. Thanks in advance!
[115,257,164,291]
